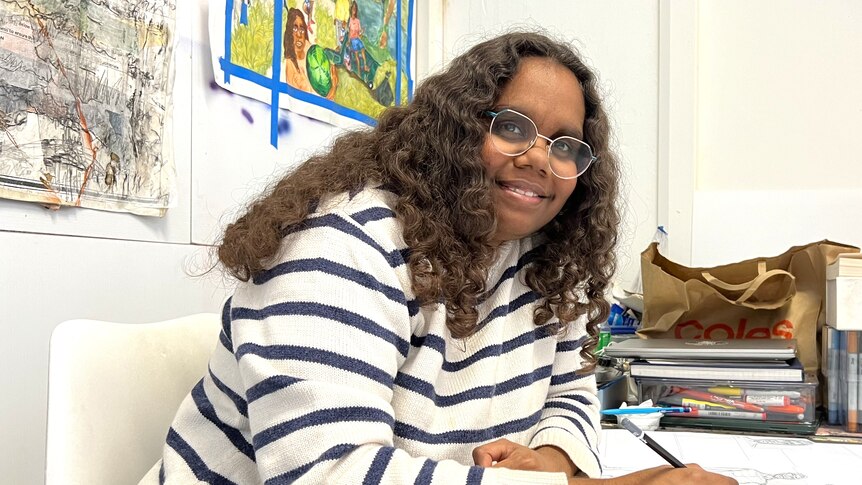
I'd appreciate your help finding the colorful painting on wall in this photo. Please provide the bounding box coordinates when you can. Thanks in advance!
[210,0,415,147]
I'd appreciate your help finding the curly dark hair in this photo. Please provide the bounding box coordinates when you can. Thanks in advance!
[219,31,620,370]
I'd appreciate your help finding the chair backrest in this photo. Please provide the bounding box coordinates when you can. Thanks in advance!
[46,313,221,485]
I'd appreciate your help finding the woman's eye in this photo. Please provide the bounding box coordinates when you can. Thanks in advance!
[500,122,524,136]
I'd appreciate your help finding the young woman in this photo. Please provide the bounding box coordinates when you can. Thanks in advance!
[150,32,737,485]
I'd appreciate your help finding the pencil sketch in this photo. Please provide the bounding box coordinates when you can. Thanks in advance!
[0,0,176,216]
[600,429,860,484]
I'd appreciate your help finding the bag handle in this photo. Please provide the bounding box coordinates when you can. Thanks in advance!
[702,261,795,306]
[702,261,767,291]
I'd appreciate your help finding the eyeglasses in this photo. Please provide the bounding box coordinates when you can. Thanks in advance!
[485,109,597,179]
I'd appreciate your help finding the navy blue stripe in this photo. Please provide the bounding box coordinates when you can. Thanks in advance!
[264,443,357,484]
[252,258,412,315]
[209,367,248,417]
[158,462,165,484]
[466,466,485,484]
[254,407,394,450]
[395,365,552,407]
[551,370,591,386]
[532,426,602,474]
[413,459,436,485]
[406,299,420,317]
[351,207,396,225]
[442,326,549,372]
[232,302,410,358]
[483,246,541,299]
[221,297,233,343]
[283,213,405,267]
[545,400,596,425]
[394,410,542,444]
[474,291,540,331]
[538,412,597,455]
[363,446,396,484]
[246,375,303,403]
[554,393,596,408]
[166,427,238,485]
[191,382,255,461]
[410,332,445,354]
[556,335,586,353]
[409,326,554,373]
[236,343,395,388]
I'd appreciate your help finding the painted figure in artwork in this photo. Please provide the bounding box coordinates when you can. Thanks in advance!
[348,1,370,73]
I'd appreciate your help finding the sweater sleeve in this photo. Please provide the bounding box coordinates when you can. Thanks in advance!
[528,326,602,478]
[228,207,569,485]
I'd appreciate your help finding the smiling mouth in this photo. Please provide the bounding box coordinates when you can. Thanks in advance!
[498,182,547,199]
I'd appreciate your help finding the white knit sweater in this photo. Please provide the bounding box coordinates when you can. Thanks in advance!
[151,187,601,484]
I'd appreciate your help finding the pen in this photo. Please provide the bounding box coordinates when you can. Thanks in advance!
[601,407,690,415]
[619,417,686,468]
[667,408,768,420]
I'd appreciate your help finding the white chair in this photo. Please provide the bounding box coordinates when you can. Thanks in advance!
[46,313,221,485]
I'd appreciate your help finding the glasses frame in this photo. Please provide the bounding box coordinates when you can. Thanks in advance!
[485,109,597,180]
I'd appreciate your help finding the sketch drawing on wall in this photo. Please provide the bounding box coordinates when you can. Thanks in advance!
[0,0,177,216]
[209,0,414,147]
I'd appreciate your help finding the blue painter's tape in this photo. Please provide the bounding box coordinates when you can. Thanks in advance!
[224,0,235,84]
[406,0,414,102]
[395,0,401,106]
[271,0,285,147]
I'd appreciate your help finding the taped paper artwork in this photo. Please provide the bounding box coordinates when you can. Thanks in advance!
[0,0,177,216]
[210,0,414,146]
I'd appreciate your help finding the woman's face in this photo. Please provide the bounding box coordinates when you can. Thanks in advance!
[292,16,307,53]
[481,57,585,242]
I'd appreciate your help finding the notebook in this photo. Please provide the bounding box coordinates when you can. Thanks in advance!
[602,338,797,360]
[629,357,804,382]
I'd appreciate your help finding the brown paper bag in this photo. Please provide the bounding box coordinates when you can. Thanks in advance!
[639,240,859,376]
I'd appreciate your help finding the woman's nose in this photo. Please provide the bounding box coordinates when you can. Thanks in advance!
[512,140,549,175]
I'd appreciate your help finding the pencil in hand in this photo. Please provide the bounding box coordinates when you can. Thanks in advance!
[619,417,686,468]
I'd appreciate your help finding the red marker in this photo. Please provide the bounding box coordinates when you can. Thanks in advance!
[674,388,765,413]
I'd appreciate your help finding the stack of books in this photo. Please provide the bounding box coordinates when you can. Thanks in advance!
[823,253,862,434]
[604,338,817,433]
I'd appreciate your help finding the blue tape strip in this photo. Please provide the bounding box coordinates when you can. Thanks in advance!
[395,0,402,106]
[271,0,285,147]
[224,0,235,84]
[406,0,414,101]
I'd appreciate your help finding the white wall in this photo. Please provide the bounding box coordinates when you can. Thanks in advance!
[672,0,862,266]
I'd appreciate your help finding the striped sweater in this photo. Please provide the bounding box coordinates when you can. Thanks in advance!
[152,187,601,484]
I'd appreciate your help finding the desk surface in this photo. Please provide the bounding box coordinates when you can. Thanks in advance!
[599,428,861,484]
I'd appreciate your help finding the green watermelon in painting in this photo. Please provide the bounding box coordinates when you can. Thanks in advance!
[306,45,332,97]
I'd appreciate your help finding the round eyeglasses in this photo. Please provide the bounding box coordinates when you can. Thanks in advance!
[485,109,597,179]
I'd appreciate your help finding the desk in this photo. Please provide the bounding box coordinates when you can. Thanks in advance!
[599,428,861,484]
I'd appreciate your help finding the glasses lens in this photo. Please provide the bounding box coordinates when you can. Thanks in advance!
[489,110,536,156]
[549,137,595,178]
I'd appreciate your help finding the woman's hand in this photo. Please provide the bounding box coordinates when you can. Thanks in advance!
[569,464,739,485]
[473,439,575,475]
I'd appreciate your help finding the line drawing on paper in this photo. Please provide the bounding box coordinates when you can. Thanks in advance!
[0,0,177,215]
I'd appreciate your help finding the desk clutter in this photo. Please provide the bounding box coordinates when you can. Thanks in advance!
[603,338,818,434]
[595,237,862,438]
